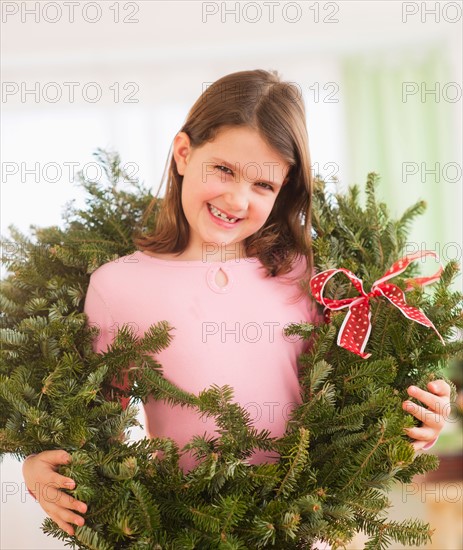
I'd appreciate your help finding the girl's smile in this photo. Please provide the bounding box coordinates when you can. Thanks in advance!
[207,202,243,225]
[173,126,289,261]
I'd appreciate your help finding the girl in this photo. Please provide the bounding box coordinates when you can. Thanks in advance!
[23,69,451,541]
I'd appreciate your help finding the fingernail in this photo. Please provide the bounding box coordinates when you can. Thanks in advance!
[80,504,87,513]
[404,401,414,410]
[408,386,418,394]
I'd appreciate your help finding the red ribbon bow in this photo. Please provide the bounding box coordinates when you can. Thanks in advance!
[310,251,445,359]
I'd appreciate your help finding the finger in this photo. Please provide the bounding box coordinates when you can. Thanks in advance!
[43,500,87,536]
[37,485,87,514]
[40,449,72,466]
[49,472,77,491]
[47,503,86,529]
[34,479,75,501]
[406,386,450,417]
[60,493,88,514]
[55,519,76,537]
[50,489,87,513]
[53,513,84,537]
[411,440,428,452]
[402,401,444,428]
[404,426,437,442]
[32,469,77,496]
[427,380,451,398]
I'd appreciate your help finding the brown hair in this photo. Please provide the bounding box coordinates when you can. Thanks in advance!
[133,69,315,301]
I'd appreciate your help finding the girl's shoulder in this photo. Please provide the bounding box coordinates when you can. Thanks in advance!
[88,251,144,283]
[138,250,177,260]
[277,253,310,281]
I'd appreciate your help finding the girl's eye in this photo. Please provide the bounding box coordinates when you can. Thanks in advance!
[256,182,274,192]
[215,165,233,175]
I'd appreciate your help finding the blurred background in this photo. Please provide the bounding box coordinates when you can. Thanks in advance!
[1,1,462,548]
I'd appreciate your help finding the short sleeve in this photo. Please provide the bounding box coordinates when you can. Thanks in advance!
[83,280,116,354]
[83,279,130,409]
[307,299,325,327]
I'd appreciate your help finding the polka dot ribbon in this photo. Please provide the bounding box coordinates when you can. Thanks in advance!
[310,251,445,359]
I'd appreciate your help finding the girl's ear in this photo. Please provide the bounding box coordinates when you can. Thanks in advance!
[173,132,192,176]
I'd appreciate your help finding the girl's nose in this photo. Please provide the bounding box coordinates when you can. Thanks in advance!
[224,188,249,215]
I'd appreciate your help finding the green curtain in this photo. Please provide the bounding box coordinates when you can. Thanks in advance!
[341,47,461,291]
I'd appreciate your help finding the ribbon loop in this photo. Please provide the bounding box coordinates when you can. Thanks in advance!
[310,251,445,359]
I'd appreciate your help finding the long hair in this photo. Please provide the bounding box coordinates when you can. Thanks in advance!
[133,69,315,300]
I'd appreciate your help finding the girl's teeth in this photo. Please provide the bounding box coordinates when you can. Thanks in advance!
[208,204,239,223]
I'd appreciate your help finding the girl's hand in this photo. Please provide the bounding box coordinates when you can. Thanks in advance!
[22,450,87,536]
[402,380,452,451]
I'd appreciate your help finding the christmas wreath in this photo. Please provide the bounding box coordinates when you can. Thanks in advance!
[1,150,462,550]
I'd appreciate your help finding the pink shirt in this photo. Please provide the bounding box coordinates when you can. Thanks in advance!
[84,250,322,471]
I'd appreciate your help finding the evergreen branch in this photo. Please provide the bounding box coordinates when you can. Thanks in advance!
[189,504,222,534]
[129,480,161,533]
[274,428,310,499]
[217,495,248,535]
[362,517,433,550]
[341,425,386,493]
[74,525,114,550]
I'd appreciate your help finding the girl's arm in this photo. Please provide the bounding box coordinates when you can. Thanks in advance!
[22,278,123,535]
[402,380,452,451]
[85,280,131,410]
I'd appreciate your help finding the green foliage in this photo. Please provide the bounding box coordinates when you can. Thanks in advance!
[1,154,462,549]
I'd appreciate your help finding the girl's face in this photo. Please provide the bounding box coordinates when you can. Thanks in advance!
[173,126,289,261]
